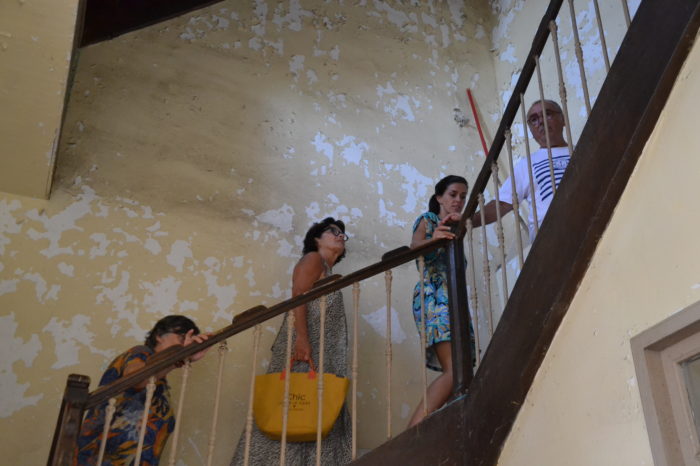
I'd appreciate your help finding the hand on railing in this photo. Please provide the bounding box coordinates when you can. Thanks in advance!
[435,214,461,240]
[184,330,212,363]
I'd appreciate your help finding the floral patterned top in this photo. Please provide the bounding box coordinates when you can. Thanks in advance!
[76,345,174,465]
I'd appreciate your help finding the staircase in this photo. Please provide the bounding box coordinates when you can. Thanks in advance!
[48,1,700,464]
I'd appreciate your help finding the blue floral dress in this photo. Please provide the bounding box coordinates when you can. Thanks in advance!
[412,212,474,371]
[76,346,174,465]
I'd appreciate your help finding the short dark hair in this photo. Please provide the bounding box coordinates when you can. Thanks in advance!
[302,217,346,263]
[144,315,200,349]
[428,175,468,214]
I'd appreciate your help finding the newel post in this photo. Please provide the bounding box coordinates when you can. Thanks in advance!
[47,374,90,466]
[446,238,474,396]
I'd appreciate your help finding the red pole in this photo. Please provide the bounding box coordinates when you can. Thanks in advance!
[466,89,490,157]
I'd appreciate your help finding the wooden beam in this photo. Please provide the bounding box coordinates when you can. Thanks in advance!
[80,0,223,47]
[354,1,700,465]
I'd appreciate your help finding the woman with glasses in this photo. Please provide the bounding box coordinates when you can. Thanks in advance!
[231,217,351,465]
[407,175,470,428]
[76,315,210,465]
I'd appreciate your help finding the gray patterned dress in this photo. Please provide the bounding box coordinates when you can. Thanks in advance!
[230,264,351,465]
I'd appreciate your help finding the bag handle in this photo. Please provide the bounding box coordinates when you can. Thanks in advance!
[280,358,317,380]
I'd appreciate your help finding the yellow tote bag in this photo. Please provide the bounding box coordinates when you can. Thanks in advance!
[253,361,349,442]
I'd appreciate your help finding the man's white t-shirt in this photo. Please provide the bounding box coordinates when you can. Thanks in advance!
[498,146,570,241]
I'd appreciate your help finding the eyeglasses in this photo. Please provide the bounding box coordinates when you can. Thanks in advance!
[527,110,561,126]
[323,225,349,241]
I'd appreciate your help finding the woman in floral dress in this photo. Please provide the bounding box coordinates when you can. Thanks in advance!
[407,175,470,428]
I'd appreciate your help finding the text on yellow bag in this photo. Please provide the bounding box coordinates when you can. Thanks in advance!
[253,362,349,442]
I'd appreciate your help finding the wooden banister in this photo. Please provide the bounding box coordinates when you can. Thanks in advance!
[84,236,450,409]
[48,374,91,466]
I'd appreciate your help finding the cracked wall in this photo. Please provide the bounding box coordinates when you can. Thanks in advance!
[1,1,502,463]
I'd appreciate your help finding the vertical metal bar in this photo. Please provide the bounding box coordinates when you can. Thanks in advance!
[167,361,191,466]
[351,282,360,461]
[519,94,540,236]
[549,20,575,156]
[207,341,229,466]
[477,194,494,336]
[279,312,294,466]
[315,295,327,466]
[385,270,393,439]
[466,220,481,366]
[492,163,509,304]
[96,398,116,465]
[535,56,558,197]
[504,129,524,267]
[446,237,473,394]
[243,328,261,466]
[134,376,156,465]
[592,0,611,72]
[418,256,428,416]
[621,0,631,28]
[567,0,592,115]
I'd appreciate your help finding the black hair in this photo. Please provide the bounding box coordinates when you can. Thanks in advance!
[428,175,468,214]
[302,217,346,263]
[144,315,200,349]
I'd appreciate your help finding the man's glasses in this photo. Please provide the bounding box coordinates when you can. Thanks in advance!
[323,226,349,241]
[527,110,561,126]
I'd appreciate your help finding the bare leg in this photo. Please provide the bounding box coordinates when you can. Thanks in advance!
[407,341,453,428]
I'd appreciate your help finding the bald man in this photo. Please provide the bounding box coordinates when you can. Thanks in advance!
[472,99,570,241]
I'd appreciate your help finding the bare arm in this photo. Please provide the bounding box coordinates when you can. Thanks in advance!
[470,201,513,227]
[291,252,325,361]
[124,330,212,389]
[410,213,461,249]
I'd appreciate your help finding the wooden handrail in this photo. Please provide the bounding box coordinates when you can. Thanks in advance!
[53,237,454,462]
[86,237,450,408]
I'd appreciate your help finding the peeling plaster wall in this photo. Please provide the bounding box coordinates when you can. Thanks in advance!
[498,32,700,466]
[0,0,79,198]
[1,1,501,463]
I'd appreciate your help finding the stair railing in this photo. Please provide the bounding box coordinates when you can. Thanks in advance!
[48,0,638,463]
[48,237,465,465]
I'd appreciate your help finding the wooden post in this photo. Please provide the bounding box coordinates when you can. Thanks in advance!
[47,374,91,466]
[446,238,473,396]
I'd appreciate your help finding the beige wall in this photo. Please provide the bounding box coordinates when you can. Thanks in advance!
[0,0,80,198]
[498,31,700,466]
[0,1,500,463]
